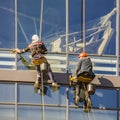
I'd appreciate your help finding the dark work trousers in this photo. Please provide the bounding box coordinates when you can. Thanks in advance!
[35,64,55,83]
[75,81,86,101]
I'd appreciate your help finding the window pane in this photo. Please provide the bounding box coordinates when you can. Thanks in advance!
[45,107,66,120]
[68,87,77,106]
[0,83,15,102]
[44,86,66,105]
[18,106,42,120]
[69,108,90,120]
[92,109,117,120]
[17,0,41,48]
[85,0,116,55]
[91,89,117,109]
[69,108,117,120]
[18,84,41,103]
[0,105,15,120]
[0,0,15,49]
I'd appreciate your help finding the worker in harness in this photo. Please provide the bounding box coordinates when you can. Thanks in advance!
[74,52,95,111]
[15,34,59,92]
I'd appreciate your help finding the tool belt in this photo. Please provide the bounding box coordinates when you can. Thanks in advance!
[77,72,94,83]
[32,57,47,65]
[77,76,92,83]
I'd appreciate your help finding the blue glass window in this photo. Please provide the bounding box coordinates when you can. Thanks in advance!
[91,89,117,109]
[0,83,15,102]
[0,105,15,120]
[45,107,66,120]
[18,106,42,120]
[18,84,41,103]
[44,86,66,105]
[0,0,15,49]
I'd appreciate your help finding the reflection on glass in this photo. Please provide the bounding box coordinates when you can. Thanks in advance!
[91,89,117,109]
[44,86,66,105]
[0,0,15,49]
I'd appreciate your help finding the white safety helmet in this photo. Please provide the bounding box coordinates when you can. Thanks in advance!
[31,34,39,43]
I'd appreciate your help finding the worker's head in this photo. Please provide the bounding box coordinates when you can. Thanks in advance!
[78,52,88,58]
[32,34,39,43]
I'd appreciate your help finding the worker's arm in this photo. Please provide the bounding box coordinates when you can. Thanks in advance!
[15,47,30,54]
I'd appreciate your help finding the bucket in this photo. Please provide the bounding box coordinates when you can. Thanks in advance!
[40,63,48,73]
[87,84,95,95]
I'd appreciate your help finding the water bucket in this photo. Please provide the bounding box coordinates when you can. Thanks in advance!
[87,84,95,95]
[40,63,48,73]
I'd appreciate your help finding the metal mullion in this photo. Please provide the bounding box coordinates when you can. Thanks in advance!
[116,0,120,76]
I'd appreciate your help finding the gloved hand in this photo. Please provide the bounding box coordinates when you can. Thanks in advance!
[15,48,21,54]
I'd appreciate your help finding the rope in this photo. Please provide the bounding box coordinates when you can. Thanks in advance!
[86,112,90,120]
[66,87,69,120]
[91,108,96,120]
[81,0,86,52]
[39,0,44,41]
[80,0,83,43]
[41,72,45,120]
[39,1,45,119]
[66,0,69,72]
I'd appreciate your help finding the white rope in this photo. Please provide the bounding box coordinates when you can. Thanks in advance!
[82,0,86,52]
[39,0,44,41]
[39,1,45,120]
[86,112,90,120]
[91,107,96,120]
[41,72,46,120]
[66,0,69,72]
[66,87,69,120]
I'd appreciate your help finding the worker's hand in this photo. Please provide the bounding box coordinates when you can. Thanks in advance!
[15,48,21,54]
[70,76,77,81]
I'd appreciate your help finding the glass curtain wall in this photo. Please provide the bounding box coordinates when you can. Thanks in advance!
[0,83,120,120]
[0,0,120,120]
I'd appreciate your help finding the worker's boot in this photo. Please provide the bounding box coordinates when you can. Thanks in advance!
[52,82,59,87]
[83,97,91,112]
[87,97,92,111]
[74,96,79,105]
[34,82,40,93]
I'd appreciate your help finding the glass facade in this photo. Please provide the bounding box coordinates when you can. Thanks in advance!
[0,83,120,120]
[0,0,120,120]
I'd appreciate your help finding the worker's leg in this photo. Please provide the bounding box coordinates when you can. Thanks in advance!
[47,63,59,87]
[74,82,80,105]
[83,83,92,112]
[34,65,41,89]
